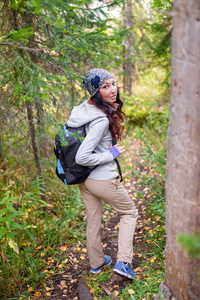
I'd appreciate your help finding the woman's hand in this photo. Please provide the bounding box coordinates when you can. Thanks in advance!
[109,144,125,159]
[114,144,125,154]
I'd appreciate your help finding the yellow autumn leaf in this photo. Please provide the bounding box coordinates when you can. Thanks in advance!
[50,50,56,55]
[8,239,19,254]
[46,292,51,296]
[114,291,119,296]
[150,256,157,263]
[128,289,135,294]
[59,246,67,252]
[34,291,41,297]
[28,287,33,292]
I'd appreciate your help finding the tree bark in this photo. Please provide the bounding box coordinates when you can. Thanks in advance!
[163,0,200,299]
[123,0,134,95]
[26,101,46,200]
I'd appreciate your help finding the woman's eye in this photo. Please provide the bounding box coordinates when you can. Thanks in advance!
[103,85,108,88]
[113,82,116,86]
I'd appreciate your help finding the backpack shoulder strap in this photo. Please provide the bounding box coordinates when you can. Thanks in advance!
[112,138,123,182]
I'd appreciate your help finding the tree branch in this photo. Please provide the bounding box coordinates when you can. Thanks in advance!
[0,42,50,53]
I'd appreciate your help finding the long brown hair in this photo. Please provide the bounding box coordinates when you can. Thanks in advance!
[90,89,125,141]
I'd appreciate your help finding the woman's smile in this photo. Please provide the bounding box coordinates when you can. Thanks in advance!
[99,77,117,104]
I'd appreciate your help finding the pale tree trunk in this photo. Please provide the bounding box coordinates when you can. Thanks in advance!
[156,0,200,299]
[123,0,134,95]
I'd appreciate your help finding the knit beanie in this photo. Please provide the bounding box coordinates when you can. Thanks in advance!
[83,68,114,97]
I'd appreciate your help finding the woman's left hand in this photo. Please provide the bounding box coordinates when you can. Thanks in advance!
[114,144,125,154]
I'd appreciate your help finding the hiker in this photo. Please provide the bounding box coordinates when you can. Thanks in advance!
[67,68,138,279]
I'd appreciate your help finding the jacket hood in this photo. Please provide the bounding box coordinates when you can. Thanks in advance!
[67,100,107,127]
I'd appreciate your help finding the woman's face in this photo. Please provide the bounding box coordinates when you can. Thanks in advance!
[99,77,117,105]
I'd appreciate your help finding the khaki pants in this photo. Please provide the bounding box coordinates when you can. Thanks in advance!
[79,177,138,269]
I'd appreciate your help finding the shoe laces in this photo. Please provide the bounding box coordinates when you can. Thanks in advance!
[124,263,134,274]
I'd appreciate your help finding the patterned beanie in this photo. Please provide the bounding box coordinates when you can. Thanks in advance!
[83,68,114,97]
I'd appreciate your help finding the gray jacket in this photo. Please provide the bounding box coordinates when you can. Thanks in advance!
[67,101,118,180]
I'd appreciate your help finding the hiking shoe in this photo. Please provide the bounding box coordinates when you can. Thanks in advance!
[113,261,136,279]
[90,256,112,274]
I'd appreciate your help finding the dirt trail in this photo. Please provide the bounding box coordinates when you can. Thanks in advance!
[44,136,149,300]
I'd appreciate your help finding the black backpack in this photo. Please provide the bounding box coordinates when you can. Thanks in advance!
[54,124,96,185]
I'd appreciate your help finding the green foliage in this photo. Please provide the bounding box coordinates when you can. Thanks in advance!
[87,269,112,298]
[0,0,122,193]
[133,105,169,221]
[141,0,173,89]
[5,26,35,42]
[0,177,85,298]
[123,66,170,129]
[177,230,200,259]
[0,178,44,253]
[121,269,164,299]
[120,101,168,300]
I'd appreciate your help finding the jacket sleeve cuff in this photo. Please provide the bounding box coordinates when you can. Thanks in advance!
[109,145,121,160]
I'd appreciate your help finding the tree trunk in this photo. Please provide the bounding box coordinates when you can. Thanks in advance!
[123,0,134,95]
[161,0,200,299]
[26,101,46,200]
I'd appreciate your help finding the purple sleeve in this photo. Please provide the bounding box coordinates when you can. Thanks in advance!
[109,145,121,160]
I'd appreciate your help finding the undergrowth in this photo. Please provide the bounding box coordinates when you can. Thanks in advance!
[0,175,86,299]
[118,102,168,300]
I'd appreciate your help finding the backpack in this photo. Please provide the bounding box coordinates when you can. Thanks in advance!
[54,124,96,185]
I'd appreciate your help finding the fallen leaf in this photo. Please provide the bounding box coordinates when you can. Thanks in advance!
[114,290,119,296]
[8,239,19,254]
[60,280,66,287]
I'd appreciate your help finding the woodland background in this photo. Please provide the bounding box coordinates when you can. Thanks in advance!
[1,0,199,299]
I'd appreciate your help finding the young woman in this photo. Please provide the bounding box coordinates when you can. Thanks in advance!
[67,68,138,279]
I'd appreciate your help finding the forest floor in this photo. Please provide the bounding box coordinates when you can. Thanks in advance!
[36,136,160,300]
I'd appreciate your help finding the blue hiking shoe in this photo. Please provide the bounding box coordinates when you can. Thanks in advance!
[113,261,136,279]
[90,256,112,274]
